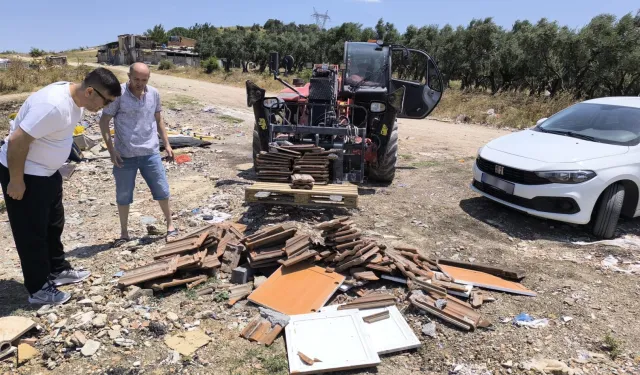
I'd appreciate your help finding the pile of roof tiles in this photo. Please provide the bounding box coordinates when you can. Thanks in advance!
[254,144,335,184]
[254,147,300,183]
[117,223,245,291]
[243,224,315,269]
[117,216,533,336]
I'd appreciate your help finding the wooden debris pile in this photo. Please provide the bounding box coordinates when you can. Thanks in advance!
[315,217,392,283]
[117,223,245,291]
[292,151,332,185]
[241,224,317,270]
[254,147,301,183]
[254,144,335,184]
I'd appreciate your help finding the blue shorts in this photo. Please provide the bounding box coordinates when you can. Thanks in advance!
[113,153,170,205]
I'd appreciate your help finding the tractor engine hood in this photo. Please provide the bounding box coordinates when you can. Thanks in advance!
[278,84,310,101]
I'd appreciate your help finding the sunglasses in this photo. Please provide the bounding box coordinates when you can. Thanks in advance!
[90,86,113,106]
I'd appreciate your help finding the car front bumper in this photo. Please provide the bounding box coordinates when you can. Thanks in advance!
[471,162,599,224]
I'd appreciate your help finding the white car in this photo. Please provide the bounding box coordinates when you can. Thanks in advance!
[471,96,640,239]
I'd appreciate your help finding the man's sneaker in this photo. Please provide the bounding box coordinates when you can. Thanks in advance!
[50,268,91,286]
[28,281,71,305]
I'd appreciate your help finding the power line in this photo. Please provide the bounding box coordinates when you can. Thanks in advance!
[311,7,330,30]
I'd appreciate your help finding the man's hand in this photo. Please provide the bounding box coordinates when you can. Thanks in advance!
[110,148,123,168]
[7,179,26,200]
[165,146,174,162]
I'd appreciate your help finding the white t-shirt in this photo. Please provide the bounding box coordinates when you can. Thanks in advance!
[0,82,83,177]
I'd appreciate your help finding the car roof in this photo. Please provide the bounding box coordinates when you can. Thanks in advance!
[582,96,640,109]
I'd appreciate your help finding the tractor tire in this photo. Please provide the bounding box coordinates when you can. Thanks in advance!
[592,183,625,239]
[368,121,398,183]
[252,129,262,171]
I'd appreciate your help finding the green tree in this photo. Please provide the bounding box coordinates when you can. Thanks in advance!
[144,24,168,44]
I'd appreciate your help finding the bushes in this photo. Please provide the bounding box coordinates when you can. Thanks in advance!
[29,48,45,58]
[158,60,175,70]
[201,57,220,74]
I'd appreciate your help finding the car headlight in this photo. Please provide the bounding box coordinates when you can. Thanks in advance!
[534,170,596,184]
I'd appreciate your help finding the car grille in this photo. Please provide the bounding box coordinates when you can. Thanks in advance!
[473,180,580,214]
[476,157,549,185]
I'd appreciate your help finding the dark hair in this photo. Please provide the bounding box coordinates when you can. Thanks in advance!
[82,67,121,98]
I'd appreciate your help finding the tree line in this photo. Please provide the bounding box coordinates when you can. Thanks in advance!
[144,10,640,99]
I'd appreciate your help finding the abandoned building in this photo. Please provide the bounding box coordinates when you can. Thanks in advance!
[167,36,196,48]
[97,34,200,67]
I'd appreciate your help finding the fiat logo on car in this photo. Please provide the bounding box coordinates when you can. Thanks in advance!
[495,165,504,175]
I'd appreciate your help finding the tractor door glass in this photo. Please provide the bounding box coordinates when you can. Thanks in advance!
[345,44,387,88]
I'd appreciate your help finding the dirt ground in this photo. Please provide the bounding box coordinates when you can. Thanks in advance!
[0,70,639,375]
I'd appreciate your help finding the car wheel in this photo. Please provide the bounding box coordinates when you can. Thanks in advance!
[592,183,625,239]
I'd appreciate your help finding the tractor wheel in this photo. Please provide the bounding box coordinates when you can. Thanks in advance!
[368,120,398,183]
[252,129,262,171]
[592,183,625,239]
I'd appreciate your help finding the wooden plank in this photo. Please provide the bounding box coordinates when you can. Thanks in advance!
[437,259,525,281]
[439,265,536,296]
[362,311,389,323]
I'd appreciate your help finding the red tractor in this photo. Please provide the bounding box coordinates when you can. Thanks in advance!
[246,40,443,183]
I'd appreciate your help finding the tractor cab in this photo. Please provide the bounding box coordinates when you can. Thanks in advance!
[343,42,389,91]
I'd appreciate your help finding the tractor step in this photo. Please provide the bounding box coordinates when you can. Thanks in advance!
[245,182,358,208]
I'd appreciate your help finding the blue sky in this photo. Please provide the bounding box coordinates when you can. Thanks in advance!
[1,0,637,52]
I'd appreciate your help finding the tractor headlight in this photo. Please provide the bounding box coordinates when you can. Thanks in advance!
[370,102,386,113]
[534,170,597,184]
[263,98,284,110]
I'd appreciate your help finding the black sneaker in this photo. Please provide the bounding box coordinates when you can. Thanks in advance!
[50,268,91,286]
[28,281,71,305]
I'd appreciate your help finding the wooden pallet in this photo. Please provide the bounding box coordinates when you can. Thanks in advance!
[245,182,358,208]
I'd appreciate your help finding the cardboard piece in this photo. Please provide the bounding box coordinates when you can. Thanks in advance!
[248,263,345,315]
[164,329,212,356]
[0,316,36,350]
[439,265,536,296]
[285,310,380,374]
[320,305,421,355]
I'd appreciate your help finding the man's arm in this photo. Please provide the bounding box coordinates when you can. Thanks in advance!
[5,127,34,200]
[155,111,173,161]
[99,113,123,168]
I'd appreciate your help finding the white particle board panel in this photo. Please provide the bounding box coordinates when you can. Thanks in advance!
[285,310,380,374]
[320,304,421,355]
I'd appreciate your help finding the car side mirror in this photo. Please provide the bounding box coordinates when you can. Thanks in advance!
[536,117,548,126]
[269,52,280,75]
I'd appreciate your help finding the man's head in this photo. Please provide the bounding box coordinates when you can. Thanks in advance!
[128,62,151,93]
[79,68,121,112]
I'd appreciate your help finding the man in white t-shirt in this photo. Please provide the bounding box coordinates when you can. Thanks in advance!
[0,68,121,305]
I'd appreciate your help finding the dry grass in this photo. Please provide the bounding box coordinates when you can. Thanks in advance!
[64,48,99,64]
[432,84,578,129]
[0,59,93,94]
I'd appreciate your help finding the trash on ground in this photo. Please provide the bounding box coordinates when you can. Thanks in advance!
[513,313,549,328]
[164,329,212,356]
[438,264,537,296]
[285,310,380,374]
[321,304,420,355]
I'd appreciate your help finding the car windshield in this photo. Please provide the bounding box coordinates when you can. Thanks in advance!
[345,43,387,88]
[536,102,640,146]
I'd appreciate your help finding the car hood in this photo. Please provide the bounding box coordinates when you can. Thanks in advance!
[485,130,629,163]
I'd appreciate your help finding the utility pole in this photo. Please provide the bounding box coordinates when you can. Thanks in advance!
[311,7,330,30]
